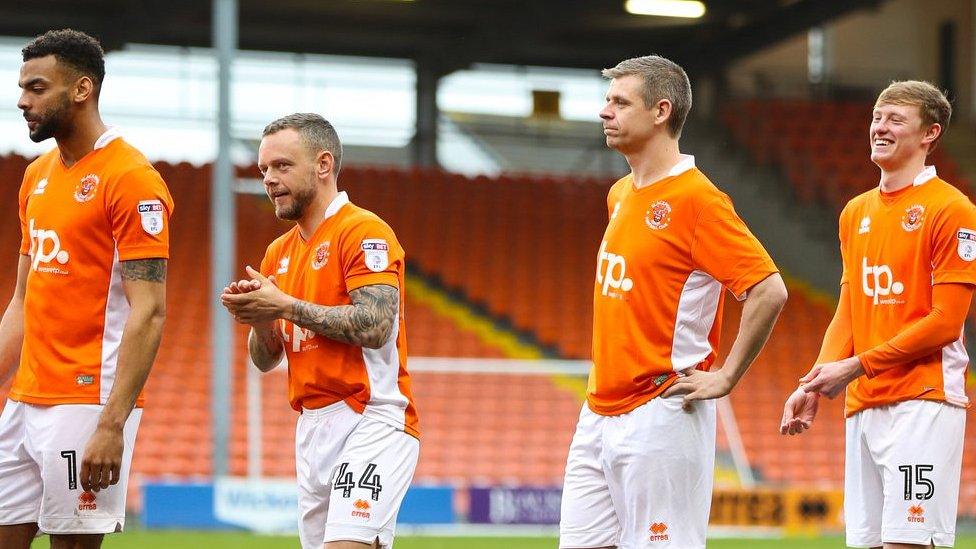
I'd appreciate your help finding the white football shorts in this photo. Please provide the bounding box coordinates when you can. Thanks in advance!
[845,399,965,548]
[560,395,716,549]
[0,400,141,534]
[295,401,419,549]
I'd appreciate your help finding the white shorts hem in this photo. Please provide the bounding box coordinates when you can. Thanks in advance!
[846,531,881,548]
[0,507,39,525]
[39,516,125,535]
[559,528,619,548]
[324,523,392,546]
[884,528,953,547]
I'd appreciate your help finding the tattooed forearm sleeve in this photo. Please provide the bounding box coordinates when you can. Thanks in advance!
[249,325,284,372]
[284,284,399,349]
[121,258,167,282]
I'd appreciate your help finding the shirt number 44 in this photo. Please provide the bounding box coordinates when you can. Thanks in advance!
[332,462,383,501]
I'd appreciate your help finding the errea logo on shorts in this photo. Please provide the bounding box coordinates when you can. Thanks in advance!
[352,499,372,519]
[649,522,670,542]
[597,241,633,298]
[908,505,925,523]
[861,257,904,305]
[28,219,70,274]
[78,491,97,511]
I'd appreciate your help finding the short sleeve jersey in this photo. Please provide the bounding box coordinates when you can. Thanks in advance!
[840,167,976,416]
[589,155,779,416]
[12,129,173,406]
[260,192,419,439]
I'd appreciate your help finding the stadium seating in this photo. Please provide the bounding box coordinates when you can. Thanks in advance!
[337,165,608,359]
[722,99,973,213]
[2,153,976,517]
[721,289,845,487]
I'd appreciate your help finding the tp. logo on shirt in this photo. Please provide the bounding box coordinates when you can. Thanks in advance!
[861,257,904,305]
[28,218,69,274]
[597,241,633,297]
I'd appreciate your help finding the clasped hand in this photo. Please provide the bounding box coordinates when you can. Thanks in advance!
[220,266,292,325]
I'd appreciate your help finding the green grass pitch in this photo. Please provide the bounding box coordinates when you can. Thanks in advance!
[97,532,976,548]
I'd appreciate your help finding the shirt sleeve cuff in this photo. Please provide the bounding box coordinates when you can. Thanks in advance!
[346,273,399,292]
[932,271,976,285]
[117,245,170,262]
[857,350,881,378]
[727,265,779,301]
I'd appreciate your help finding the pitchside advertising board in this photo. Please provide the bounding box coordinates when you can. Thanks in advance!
[467,487,843,530]
[213,478,299,532]
[143,481,841,532]
[143,479,454,529]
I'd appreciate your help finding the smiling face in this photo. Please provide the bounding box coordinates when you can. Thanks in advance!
[599,74,661,153]
[869,102,940,171]
[18,55,74,143]
[258,129,320,221]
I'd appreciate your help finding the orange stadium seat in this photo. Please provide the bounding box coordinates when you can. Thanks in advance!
[723,99,974,212]
[3,153,976,515]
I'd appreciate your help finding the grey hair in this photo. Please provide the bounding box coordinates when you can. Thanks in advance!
[602,55,692,138]
[263,113,343,174]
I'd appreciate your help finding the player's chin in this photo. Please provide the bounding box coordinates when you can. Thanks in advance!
[274,204,299,221]
[28,128,50,143]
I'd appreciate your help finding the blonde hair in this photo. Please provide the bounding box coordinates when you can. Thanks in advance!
[602,55,692,139]
[875,80,951,152]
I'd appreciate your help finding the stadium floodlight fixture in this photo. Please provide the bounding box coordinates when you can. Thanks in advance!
[625,0,706,18]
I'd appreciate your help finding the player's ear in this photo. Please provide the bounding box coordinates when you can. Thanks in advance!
[72,75,96,104]
[654,99,673,128]
[921,123,942,148]
[315,150,335,180]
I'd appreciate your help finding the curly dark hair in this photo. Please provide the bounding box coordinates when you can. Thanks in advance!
[22,29,105,92]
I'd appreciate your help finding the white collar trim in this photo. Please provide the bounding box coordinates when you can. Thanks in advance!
[323,191,350,220]
[93,127,122,150]
[913,165,937,186]
[668,154,696,177]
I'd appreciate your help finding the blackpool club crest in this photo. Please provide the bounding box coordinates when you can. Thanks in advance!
[311,242,330,270]
[74,174,99,203]
[901,204,925,232]
[645,201,672,230]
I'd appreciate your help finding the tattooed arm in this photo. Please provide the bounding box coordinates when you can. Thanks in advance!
[221,267,399,350]
[82,258,167,492]
[248,323,284,372]
[284,284,399,349]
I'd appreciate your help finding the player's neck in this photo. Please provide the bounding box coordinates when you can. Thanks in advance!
[878,155,928,194]
[297,187,338,241]
[626,137,681,189]
[56,111,108,169]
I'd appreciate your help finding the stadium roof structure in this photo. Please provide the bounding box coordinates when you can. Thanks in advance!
[1,0,885,74]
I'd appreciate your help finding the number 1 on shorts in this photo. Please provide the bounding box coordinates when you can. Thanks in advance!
[61,450,78,490]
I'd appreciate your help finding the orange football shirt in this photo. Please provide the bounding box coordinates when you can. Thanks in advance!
[13,129,173,406]
[589,155,779,416]
[840,166,976,415]
[260,191,420,438]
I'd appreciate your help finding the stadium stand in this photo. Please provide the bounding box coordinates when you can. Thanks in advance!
[722,99,974,212]
[2,153,976,515]
[336,164,609,359]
